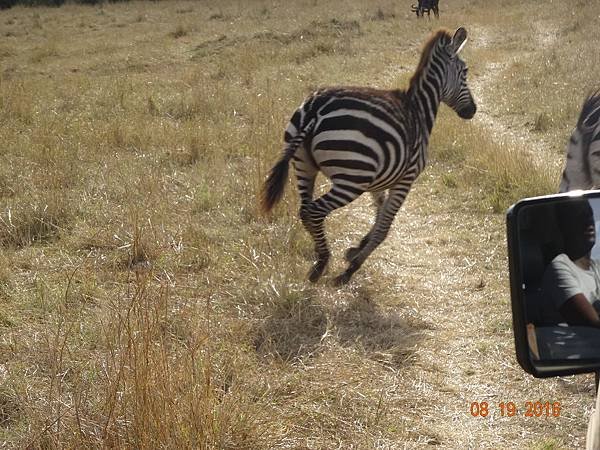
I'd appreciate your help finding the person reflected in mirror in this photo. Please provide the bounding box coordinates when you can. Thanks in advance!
[542,198,600,327]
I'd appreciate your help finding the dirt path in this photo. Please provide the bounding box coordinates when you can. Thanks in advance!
[469,23,562,167]
[416,24,593,448]
[332,22,593,449]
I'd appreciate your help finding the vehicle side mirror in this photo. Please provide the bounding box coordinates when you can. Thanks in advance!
[507,190,600,377]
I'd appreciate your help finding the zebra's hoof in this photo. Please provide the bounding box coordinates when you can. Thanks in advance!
[344,247,360,262]
[308,260,328,282]
[332,272,352,286]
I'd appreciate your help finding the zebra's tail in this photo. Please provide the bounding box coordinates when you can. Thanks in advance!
[260,119,315,213]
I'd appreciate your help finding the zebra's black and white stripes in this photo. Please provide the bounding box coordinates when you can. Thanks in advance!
[260,27,476,285]
[559,91,600,192]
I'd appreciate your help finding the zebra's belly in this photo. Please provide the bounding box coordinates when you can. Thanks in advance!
[316,162,416,192]
[312,153,374,190]
[368,165,413,191]
[313,154,415,193]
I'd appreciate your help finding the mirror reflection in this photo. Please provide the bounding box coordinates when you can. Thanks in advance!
[519,197,600,362]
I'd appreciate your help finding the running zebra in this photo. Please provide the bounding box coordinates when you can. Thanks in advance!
[559,90,600,192]
[260,27,476,285]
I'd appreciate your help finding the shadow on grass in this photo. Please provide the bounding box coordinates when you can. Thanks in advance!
[331,287,424,368]
[253,285,425,369]
[555,375,596,396]
[253,289,327,363]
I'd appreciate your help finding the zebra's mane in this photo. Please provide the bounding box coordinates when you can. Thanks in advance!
[409,29,452,92]
[577,90,600,131]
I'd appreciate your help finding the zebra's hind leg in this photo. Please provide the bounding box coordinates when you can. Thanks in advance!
[292,152,324,281]
[345,191,386,262]
[299,206,329,282]
[334,184,410,286]
[300,185,364,282]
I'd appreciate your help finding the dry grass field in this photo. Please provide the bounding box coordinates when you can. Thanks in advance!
[1,0,600,448]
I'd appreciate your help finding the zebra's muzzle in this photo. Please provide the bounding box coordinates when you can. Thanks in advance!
[457,103,476,119]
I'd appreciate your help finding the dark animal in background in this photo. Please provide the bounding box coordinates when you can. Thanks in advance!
[411,0,439,18]
[559,90,600,192]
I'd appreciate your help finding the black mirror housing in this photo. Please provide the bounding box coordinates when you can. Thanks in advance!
[508,190,600,377]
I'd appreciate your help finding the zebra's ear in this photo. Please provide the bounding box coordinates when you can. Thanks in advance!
[450,27,468,55]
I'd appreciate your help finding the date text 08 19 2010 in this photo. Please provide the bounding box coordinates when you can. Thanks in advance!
[470,401,561,418]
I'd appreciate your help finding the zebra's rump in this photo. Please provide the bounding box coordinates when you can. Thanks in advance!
[291,87,419,190]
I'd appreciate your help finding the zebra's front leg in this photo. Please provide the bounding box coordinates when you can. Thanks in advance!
[335,186,408,285]
[344,191,386,262]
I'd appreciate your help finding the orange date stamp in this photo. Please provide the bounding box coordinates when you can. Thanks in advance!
[470,401,561,418]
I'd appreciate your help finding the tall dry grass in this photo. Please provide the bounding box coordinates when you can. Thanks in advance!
[0,0,599,448]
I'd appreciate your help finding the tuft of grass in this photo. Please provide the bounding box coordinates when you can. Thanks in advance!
[0,385,21,429]
[0,194,74,248]
[529,438,568,450]
[254,287,327,362]
[169,24,188,39]
[29,43,58,63]
[532,111,553,133]
[431,114,557,212]
[441,173,458,188]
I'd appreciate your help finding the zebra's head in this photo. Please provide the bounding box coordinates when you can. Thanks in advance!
[440,27,476,120]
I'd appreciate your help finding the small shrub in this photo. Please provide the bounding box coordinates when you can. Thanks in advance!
[441,173,458,188]
[0,195,73,248]
[170,25,187,39]
[532,112,553,132]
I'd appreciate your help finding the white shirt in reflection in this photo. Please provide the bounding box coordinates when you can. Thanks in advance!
[542,253,600,315]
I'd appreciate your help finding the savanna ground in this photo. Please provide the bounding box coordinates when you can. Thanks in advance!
[0,0,599,448]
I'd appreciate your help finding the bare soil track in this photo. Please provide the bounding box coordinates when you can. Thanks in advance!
[326,22,591,450]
